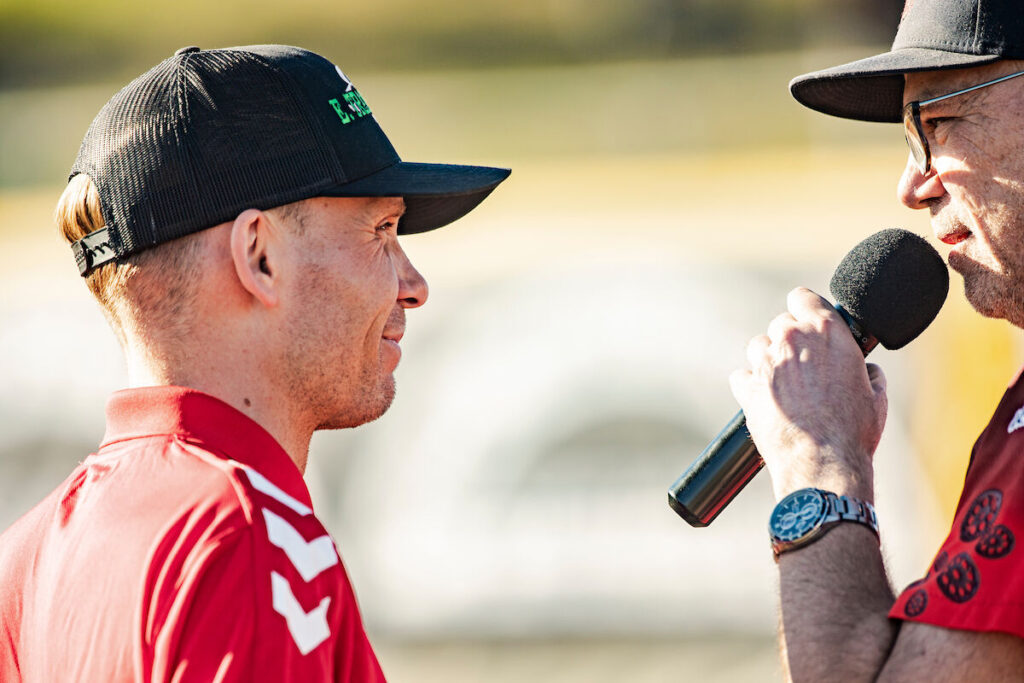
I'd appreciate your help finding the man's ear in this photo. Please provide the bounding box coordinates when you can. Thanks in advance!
[229,208,280,308]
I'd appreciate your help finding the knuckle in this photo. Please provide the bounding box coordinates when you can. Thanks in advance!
[816,315,837,335]
[778,325,802,345]
[768,313,792,338]
[728,368,751,393]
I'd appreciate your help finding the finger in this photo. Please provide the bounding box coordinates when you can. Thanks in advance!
[746,334,770,368]
[766,311,796,345]
[786,286,837,324]
[728,367,752,404]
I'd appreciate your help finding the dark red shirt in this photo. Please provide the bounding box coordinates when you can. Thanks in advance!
[891,367,1024,638]
[0,386,385,682]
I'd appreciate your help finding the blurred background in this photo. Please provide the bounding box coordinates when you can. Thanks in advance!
[2,1,1021,681]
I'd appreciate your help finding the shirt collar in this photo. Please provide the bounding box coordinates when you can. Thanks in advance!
[100,385,311,509]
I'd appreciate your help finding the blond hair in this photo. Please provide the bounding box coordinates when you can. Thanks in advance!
[55,174,203,346]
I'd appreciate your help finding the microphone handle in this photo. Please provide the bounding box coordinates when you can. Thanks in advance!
[668,410,761,527]
[667,304,878,527]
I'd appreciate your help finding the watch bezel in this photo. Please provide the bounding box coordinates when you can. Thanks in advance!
[769,488,830,554]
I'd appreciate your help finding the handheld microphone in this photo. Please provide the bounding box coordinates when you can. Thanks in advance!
[668,228,950,527]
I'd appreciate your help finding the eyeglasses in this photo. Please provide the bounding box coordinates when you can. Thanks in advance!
[903,69,1024,175]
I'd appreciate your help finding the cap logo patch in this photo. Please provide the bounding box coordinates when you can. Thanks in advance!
[328,94,372,124]
[334,65,354,92]
[71,226,115,275]
[328,64,371,124]
[328,92,372,125]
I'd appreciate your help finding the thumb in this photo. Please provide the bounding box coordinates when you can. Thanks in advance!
[728,368,752,406]
[866,363,888,436]
[866,363,887,398]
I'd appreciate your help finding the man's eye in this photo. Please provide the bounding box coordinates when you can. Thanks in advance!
[924,116,955,131]
[376,221,395,233]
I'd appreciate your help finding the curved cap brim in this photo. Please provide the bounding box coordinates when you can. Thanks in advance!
[322,161,511,234]
[790,48,1002,123]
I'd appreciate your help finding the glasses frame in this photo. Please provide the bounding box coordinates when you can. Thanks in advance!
[903,69,1024,175]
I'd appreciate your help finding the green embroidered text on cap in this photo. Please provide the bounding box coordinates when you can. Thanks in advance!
[329,92,371,124]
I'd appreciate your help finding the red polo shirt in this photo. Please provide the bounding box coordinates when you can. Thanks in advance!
[0,386,385,682]
[890,367,1024,638]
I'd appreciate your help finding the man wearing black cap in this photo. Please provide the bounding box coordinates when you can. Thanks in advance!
[731,1,1024,680]
[0,45,508,681]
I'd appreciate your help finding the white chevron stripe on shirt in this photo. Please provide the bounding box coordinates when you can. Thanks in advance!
[262,508,339,582]
[239,466,313,516]
[271,571,331,655]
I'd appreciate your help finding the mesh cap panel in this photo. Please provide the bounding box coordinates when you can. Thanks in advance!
[67,45,508,275]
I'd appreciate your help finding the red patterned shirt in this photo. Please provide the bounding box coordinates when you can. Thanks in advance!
[890,367,1024,637]
[0,386,385,682]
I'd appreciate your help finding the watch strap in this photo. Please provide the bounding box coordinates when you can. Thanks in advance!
[771,488,879,558]
[827,492,879,536]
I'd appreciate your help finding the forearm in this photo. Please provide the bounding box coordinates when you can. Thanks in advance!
[731,288,1024,679]
[729,289,902,678]
[778,524,898,682]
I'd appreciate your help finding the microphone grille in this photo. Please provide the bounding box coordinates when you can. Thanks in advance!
[829,228,949,350]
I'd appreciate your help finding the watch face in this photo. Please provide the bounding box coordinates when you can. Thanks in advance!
[770,489,828,543]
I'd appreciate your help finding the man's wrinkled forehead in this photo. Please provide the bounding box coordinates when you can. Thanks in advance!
[333,195,407,228]
[365,196,406,220]
[308,195,405,217]
[905,60,1024,103]
[374,196,406,213]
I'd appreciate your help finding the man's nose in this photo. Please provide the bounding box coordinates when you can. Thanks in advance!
[897,154,946,209]
[396,248,428,309]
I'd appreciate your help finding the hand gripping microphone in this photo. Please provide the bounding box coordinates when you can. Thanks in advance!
[668,228,950,527]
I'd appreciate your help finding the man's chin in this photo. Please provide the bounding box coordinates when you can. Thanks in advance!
[316,379,396,430]
[963,277,993,313]
[962,276,1024,326]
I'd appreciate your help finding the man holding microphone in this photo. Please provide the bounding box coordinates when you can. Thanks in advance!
[736,1,1024,679]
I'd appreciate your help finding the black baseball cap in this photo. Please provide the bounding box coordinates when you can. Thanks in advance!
[70,44,510,276]
[790,0,1024,123]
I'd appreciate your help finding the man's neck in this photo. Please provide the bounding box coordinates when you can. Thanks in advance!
[125,351,313,474]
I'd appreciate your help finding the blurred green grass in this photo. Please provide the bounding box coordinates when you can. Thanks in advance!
[1,44,1019,680]
[2,48,1008,536]
[0,50,897,189]
[0,0,899,88]
[374,635,782,682]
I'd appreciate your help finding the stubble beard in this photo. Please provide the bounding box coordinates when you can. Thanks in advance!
[959,261,1024,329]
[287,277,398,430]
[961,153,1024,327]
[282,317,398,431]
[308,346,397,430]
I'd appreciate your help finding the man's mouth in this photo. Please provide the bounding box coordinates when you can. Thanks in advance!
[382,309,406,354]
[936,223,971,246]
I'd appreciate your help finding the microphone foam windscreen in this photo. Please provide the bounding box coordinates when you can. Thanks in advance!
[830,228,949,350]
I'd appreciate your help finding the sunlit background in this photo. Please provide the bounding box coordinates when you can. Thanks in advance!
[2,2,1021,681]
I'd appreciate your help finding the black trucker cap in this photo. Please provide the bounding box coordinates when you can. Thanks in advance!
[789,0,1024,123]
[70,44,511,276]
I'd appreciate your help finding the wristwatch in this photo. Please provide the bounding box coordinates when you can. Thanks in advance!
[769,488,879,558]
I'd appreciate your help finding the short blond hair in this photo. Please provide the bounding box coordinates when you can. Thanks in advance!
[55,174,203,344]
